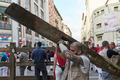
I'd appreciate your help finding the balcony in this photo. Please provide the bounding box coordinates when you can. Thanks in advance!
[0,21,11,30]
[0,0,11,3]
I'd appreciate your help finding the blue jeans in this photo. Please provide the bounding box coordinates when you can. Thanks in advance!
[20,66,26,76]
[34,63,48,80]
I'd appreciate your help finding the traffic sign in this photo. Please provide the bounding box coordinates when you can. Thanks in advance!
[89,40,92,43]
[19,40,23,45]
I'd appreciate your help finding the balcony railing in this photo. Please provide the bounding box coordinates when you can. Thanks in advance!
[0,21,11,30]
[0,0,11,3]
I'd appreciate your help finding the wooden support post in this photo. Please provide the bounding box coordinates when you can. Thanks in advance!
[9,43,16,80]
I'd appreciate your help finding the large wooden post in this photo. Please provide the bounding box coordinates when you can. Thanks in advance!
[9,43,16,80]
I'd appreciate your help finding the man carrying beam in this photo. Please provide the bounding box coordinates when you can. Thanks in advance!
[4,3,120,78]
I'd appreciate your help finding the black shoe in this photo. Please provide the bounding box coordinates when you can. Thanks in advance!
[28,69,32,71]
[50,68,53,71]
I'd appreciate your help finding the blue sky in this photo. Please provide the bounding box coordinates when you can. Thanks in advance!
[54,0,85,41]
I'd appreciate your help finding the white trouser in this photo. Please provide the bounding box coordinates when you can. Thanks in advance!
[97,68,102,80]
[50,57,54,69]
[0,66,8,76]
[55,65,63,80]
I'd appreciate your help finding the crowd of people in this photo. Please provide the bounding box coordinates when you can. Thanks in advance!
[0,41,120,80]
[90,41,120,80]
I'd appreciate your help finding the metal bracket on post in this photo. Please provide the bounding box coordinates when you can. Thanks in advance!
[9,42,16,80]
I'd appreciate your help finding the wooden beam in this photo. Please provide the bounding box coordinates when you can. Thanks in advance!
[0,77,9,80]
[0,76,54,80]
[15,61,53,66]
[16,47,55,52]
[5,3,120,77]
[9,43,16,80]
[0,48,9,52]
[5,3,76,44]
[0,62,10,66]
[15,76,54,80]
[105,0,109,5]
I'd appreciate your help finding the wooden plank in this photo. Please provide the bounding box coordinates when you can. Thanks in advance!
[0,62,10,66]
[9,43,16,80]
[16,47,55,52]
[15,76,54,80]
[0,48,10,52]
[15,61,53,66]
[105,0,109,5]
[0,76,54,80]
[5,3,77,44]
[0,77,9,80]
[5,3,120,77]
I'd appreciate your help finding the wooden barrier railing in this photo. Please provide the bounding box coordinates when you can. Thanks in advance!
[0,43,55,80]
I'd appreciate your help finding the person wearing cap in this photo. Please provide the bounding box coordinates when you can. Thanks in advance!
[58,42,90,80]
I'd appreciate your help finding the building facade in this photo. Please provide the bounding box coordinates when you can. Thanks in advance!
[0,0,49,47]
[0,0,72,47]
[63,24,72,36]
[81,0,120,46]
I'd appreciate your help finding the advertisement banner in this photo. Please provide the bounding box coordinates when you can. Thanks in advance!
[103,12,118,32]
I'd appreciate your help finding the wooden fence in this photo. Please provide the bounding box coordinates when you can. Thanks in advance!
[0,43,55,80]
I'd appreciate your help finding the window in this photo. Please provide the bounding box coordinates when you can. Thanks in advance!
[94,13,96,17]
[40,10,44,19]
[25,0,31,11]
[97,36,102,41]
[40,0,44,9]
[0,6,12,30]
[35,0,38,3]
[41,36,44,39]
[18,24,21,32]
[101,9,104,14]
[114,6,118,11]
[0,0,10,3]
[96,23,102,29]
[34,3,38,16]
[26,28,31,35]
[97,11,99,16]
[35,32,39,37]
[0,13,11,30]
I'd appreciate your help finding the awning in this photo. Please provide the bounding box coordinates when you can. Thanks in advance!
[26,38,32,42]
[35,39,40,43]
